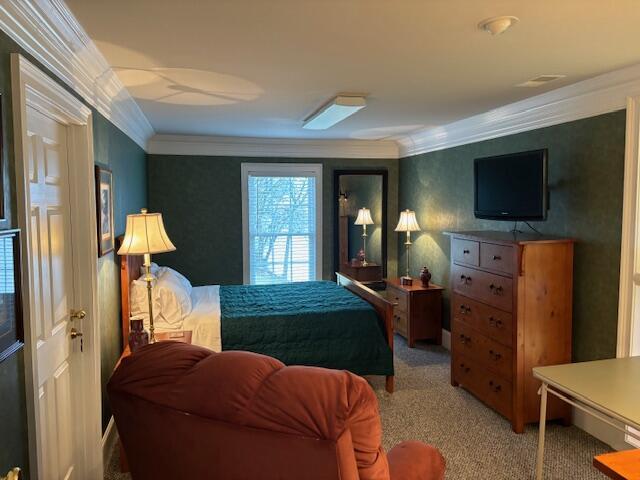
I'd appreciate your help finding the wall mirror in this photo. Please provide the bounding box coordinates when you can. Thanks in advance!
[333,170,387,285]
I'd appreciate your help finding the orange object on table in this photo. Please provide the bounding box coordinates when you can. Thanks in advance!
[594,449,640,480]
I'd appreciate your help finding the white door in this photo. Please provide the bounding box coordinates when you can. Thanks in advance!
[26,105,83,479]
[12,54,102,480]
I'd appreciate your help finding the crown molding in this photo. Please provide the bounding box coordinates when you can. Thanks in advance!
[0,0,154,149]
[148,134,399,159]
[397,62,640,158]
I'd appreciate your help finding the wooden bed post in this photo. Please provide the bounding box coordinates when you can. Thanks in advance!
[117,235,144,350]
[336,272,395,393]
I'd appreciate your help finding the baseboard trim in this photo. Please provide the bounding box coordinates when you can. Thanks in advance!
[572,407,631,451]
[102,417,118,467]
[442,328,451,350]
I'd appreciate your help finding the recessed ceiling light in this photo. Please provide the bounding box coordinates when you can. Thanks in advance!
[303,95,366,130]
[478,16,519,35]
[517,75,566,88]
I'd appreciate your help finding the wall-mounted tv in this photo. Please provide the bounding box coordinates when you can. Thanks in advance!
[474,149,548,221]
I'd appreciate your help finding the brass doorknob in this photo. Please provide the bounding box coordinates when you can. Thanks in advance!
[70,328,83,339]
[70,310,86,320]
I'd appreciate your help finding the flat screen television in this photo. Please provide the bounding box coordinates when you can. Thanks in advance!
[474,149,548,221]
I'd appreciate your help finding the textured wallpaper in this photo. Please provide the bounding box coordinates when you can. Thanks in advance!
[148,156,398,286]
[399,110,626,362]
[93,116,147,431]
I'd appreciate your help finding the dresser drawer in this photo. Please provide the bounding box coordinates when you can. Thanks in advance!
[480,243,514,275]
[453,352,512,420]
[393,309,408,336]
[452,238,479,266]
[452,318,512,379]
[451,264,513,312]
[452,318,482,360]
[451,294,513,347]
[388,285,409,313]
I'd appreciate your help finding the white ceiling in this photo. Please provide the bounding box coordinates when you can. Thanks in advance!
[65,0,640,141]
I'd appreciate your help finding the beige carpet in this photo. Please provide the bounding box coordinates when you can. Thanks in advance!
[105,336,609,479]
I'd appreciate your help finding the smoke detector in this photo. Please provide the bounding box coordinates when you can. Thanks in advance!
[517,75,566,88]
[478,16,519,35]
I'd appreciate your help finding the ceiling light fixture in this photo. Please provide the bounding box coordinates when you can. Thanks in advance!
[478,16,519,35]
[303,95,366,130]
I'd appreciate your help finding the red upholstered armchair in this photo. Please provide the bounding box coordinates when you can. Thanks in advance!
[108,342,445,480]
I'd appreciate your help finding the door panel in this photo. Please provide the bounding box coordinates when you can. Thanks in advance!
[26,105,80,479]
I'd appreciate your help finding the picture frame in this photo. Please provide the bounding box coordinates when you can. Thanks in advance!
[0,229,23,363]
[95,165,115,257]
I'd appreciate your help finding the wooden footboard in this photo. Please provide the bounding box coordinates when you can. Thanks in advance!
[335,272,395,393]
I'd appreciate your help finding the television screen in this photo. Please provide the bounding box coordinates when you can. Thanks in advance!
[474,149,548,221]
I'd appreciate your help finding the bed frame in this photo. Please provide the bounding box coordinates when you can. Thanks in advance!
[117,236,395,393]
[335,272,395,393]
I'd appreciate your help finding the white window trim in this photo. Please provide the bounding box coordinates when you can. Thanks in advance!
[241,163,323,284]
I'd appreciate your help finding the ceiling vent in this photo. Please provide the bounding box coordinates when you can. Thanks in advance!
[517,75,566,88]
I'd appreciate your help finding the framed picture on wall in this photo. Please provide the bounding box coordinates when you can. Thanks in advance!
[95,165,115,257]
[0,229,23,363]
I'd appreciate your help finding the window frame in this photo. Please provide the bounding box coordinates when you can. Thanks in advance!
[241,163,323,285]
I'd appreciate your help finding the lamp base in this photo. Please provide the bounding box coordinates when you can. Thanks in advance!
[400,276,413,286]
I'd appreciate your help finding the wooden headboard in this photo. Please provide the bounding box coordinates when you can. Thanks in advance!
[117,235,144,349]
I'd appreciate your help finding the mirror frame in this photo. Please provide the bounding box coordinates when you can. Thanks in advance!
[333,169,388,278]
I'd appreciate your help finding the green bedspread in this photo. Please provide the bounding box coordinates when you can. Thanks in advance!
[220,281,393,376]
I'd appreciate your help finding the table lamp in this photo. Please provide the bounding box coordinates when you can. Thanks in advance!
[354,207,374,266]
[117,208,176,342]
[395,209,421,285]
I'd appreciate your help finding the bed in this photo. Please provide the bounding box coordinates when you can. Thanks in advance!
[118,240,396,393]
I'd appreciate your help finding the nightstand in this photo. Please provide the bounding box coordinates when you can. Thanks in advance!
[340,261,383,283]
[386,278,444,347]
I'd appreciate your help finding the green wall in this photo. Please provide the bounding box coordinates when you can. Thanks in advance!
[0,29,147,477]
[148,156,398,285]
[94,119,147,432]
[399,110,626,362]
[340,174,384,265]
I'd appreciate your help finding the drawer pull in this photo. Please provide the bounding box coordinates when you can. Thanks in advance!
[459,363,470,373]
[463,249,470,254]
[460,274,472,284]
[493,255,502,261]
[459,304,471,314]
[489,349,502,361]
[488,317,503,328]
[459,334,471,345]
[489,284,504,295]
[488,380,502,393]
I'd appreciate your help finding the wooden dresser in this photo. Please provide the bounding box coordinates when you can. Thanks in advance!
[386,278,443,347]
[448,231,574,433]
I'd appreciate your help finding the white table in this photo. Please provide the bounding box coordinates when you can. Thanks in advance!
[533,356,640,480]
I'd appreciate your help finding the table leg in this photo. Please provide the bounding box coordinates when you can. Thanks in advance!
[535,382,548,480]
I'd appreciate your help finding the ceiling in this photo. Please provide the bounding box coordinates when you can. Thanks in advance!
[65,0,640,141]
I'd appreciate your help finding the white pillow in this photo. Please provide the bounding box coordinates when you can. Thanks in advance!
[154,269,192,325]
[130,277,160,320]
[140,262,164,277]
[162,267,192,291]
[139,264,191,289]
[129,268,192,325]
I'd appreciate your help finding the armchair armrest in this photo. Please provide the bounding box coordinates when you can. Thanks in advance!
[387,441,445,480]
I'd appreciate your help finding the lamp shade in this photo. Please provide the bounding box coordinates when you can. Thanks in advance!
[117,209,176,255]
[354,208,374,226]
[395,209,421,232]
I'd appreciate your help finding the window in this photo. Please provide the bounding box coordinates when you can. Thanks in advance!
[241,163,322,285]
